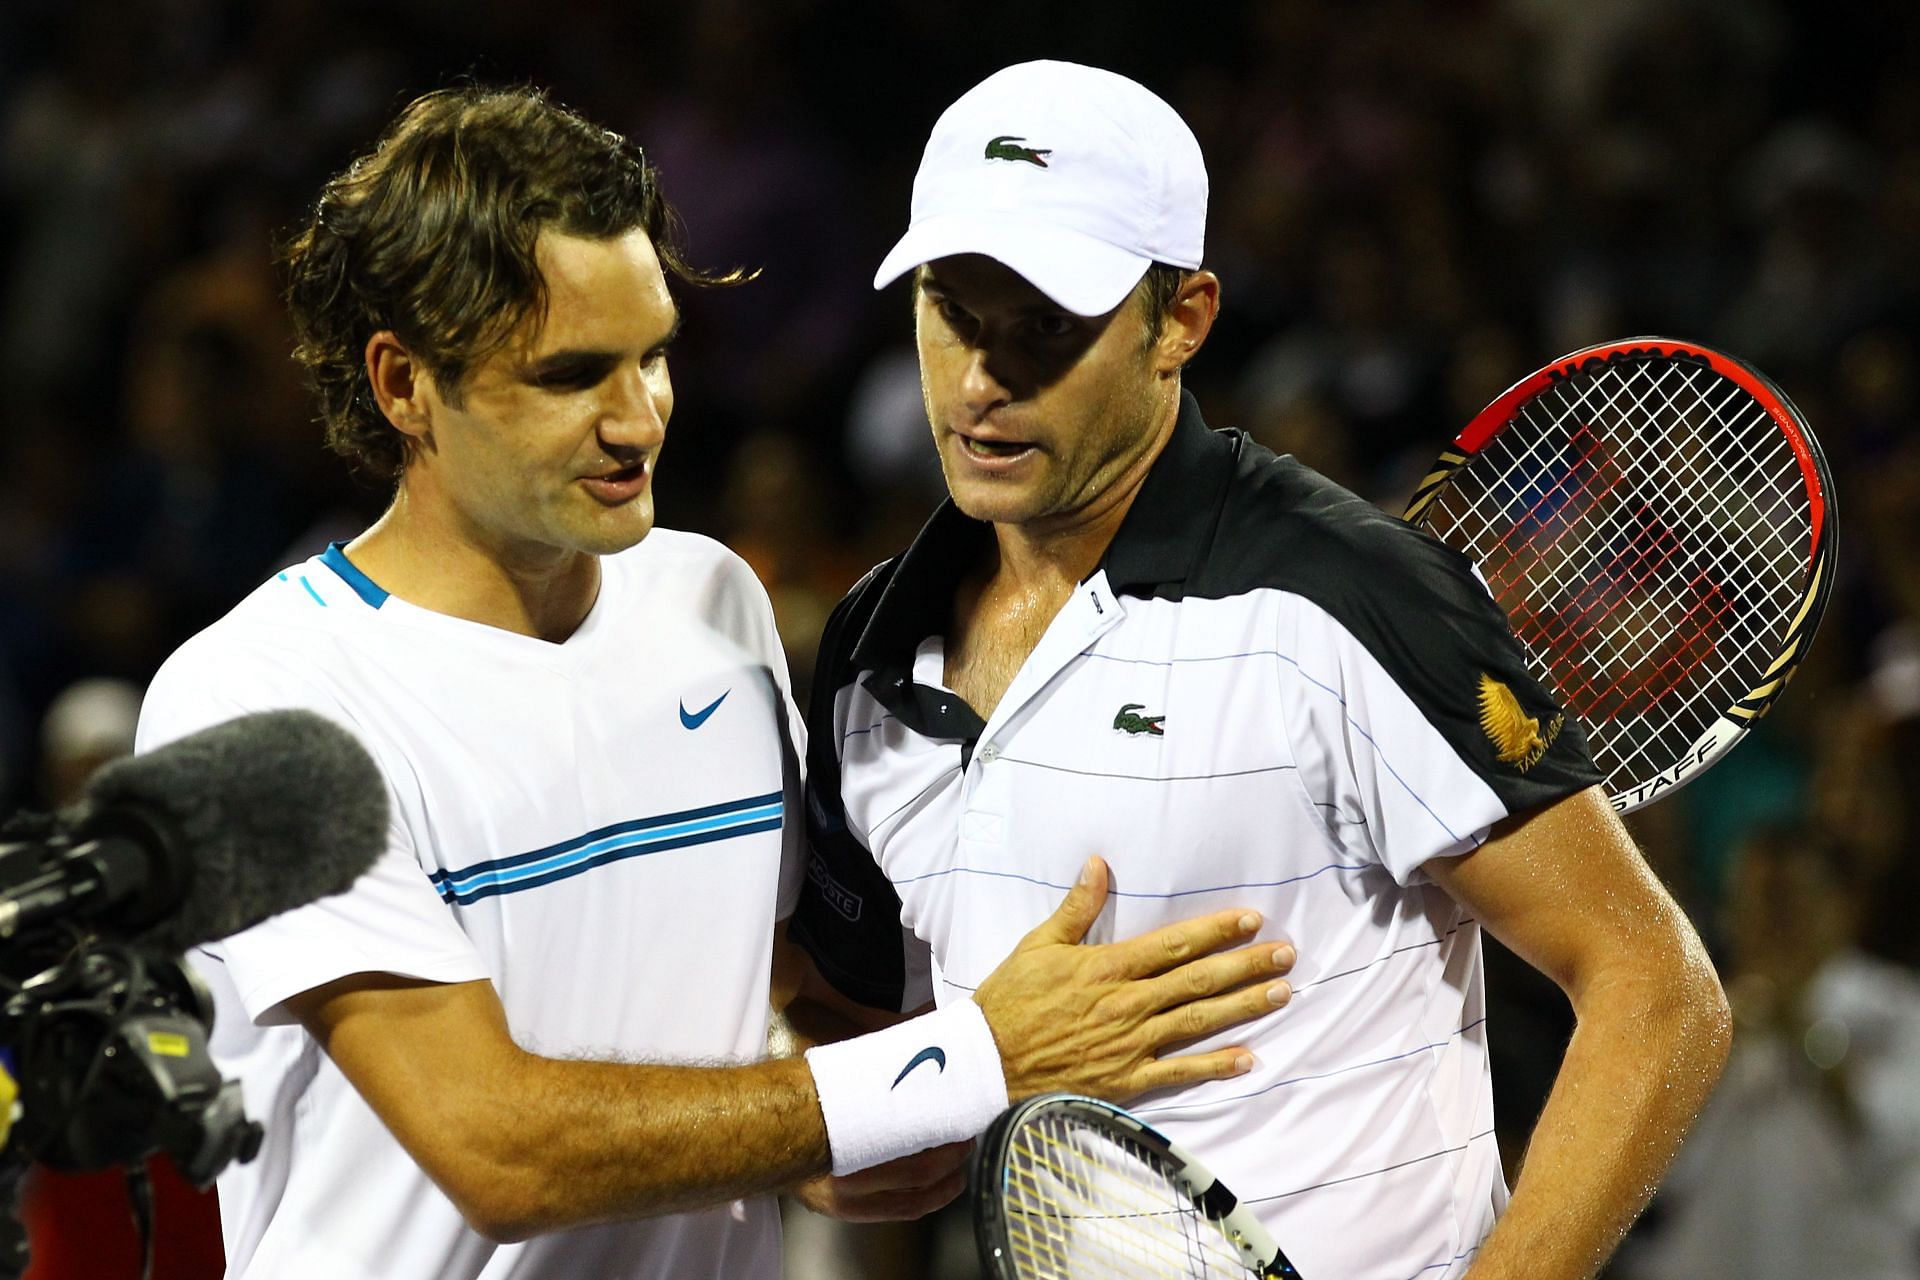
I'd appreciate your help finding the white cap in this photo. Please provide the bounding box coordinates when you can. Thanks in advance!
[873,60,1207,317]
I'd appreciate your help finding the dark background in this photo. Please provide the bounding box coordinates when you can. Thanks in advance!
[2,1,1916,1276]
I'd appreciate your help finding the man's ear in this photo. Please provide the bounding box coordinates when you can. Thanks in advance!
[1153,270,1222,378]
[365,331,433,441]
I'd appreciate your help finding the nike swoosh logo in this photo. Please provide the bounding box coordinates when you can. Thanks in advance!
[679,690,730,730]
[891,1045,947,1089]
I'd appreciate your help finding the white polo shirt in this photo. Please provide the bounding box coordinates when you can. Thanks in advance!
[138,529,804,1280]
[789,394,1602,1280]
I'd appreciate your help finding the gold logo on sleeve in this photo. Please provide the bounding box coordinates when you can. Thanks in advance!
[1477,674,1561,771]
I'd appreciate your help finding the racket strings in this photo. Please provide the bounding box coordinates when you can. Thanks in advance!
[1425,357,1812,790]
[1474,364,1800,761]
[997,1115,1254,1279]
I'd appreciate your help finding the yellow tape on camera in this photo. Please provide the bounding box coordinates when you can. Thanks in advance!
[147,1032,192,1058]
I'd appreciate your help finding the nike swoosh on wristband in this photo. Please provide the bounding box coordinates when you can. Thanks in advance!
[679,690,730,729]
[891,1046,947,1089]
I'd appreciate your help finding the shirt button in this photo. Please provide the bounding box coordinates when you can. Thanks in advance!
[978,743,999,763]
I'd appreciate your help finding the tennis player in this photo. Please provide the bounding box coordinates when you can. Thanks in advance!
[134,85,1295,1280]
[789,61,1731,1280]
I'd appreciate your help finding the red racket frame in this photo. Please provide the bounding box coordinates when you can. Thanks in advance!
[1405,337,1836,812]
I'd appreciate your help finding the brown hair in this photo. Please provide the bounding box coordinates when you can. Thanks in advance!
[283,84,742,479]
[1137,262,1192,349]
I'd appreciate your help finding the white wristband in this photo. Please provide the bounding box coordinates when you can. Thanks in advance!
[804,998,1009,1176]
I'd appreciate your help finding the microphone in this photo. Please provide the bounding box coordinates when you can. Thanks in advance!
[0,710,389,951]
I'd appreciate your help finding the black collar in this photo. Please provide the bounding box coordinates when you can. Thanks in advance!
[849,390,1242,671]
[1102,389,1241,593]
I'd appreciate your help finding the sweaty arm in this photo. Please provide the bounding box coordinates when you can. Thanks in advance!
[1429,786,1732,1280]
[287,855,1289,1242]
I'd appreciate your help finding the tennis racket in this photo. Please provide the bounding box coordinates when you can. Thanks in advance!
[972,1093,1305,1280]
[1405,337,1836,813]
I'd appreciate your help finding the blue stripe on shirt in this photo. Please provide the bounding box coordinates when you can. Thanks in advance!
[431,791,784,905]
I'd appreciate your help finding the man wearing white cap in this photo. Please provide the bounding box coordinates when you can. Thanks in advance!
[789,60,1731,1280]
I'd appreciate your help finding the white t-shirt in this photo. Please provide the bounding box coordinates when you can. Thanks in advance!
[137,531,805,1280]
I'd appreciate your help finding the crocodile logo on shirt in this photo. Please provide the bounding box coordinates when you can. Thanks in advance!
[1477,674,1561,771]
[1113,703,1166,736]
[985,135,1052,167]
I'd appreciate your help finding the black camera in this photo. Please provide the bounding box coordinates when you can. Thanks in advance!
[0,809,264,1279]
[0,912,263,1180]
[0,707,390,1278]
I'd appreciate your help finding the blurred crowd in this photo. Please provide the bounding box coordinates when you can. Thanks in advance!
[2,0,1917,1276]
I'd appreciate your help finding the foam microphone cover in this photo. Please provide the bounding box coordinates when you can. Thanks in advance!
[78,709,390,950]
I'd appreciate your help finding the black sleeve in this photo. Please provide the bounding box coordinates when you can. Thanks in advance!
[784,561,919,1012]
[1377,525,1606,814]
[1210,450,1604,816]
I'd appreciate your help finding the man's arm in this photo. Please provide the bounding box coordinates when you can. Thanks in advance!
[288,855,1290,1242]
[1426,786,1732,1280]
[289,974,822,1241]
[770,930,970,1223]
